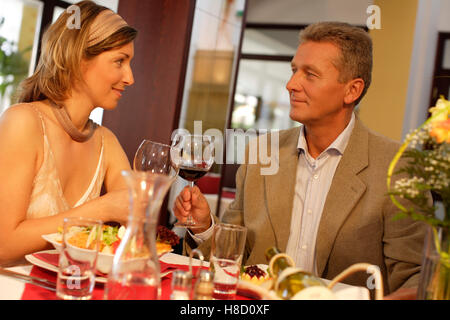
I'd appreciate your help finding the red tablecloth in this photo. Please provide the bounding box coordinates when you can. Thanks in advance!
[21,252,250,300]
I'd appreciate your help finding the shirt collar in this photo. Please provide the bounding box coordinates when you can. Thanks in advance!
[297,112,356,156]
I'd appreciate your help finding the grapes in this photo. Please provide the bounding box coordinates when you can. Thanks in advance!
[244,265,266,279]
[156,225,180,246]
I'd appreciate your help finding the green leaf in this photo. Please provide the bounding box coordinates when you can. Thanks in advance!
[0,21,30,100]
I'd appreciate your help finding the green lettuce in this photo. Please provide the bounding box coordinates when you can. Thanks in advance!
[102,226,119,246]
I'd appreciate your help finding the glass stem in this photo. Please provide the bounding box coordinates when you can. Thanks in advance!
[188,181,195,224]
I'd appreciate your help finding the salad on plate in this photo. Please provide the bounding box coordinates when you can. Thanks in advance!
[48,224,179,256]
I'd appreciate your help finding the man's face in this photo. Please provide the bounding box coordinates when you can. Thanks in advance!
[286,41,349,126]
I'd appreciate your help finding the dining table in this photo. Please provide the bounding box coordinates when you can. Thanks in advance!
[0,250,370,300]
[0,251,218,300]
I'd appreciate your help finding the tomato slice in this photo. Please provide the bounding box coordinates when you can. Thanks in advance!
[111,239,121,253]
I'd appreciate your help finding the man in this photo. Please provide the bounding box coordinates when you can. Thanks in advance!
[174,22,426,298]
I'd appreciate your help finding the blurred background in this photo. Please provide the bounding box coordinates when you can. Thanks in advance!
[1,0,449,240]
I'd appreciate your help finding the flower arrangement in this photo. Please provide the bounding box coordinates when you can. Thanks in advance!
[387,97,450,300]
[387,97,450,227]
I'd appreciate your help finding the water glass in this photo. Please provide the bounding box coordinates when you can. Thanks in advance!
[210,223,247,300]
[170,270,193,300]
[56,217,103,300]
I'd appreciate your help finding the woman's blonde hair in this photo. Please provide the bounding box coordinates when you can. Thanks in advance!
[18,0,137,103]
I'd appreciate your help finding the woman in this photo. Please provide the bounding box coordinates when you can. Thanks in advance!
[0,1,136,265]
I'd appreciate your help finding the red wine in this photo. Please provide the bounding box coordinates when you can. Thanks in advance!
[178,166,209,181]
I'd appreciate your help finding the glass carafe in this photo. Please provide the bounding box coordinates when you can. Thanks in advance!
[104,170,175,300]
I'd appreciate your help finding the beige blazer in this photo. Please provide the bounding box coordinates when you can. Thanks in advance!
[185,118,427,295]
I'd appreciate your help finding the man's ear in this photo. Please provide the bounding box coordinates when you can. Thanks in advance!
[344,78,365,105]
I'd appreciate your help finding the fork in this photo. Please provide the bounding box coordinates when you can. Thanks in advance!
[0,267,56,292]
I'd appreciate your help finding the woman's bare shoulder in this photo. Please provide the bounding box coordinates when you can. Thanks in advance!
[0,103,43,141]
[1,103,41,123]
[98,125,130,170]
[99,125,115,138]
[98,125,123,147]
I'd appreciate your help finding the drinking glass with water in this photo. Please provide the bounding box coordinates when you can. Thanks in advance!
[210,223,247,300]
[56,217,103,300]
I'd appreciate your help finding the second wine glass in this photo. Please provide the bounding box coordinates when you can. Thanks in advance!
[171,134,215,229]
[133,140,174,174]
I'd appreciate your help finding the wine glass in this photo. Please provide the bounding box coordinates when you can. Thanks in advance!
[171,134,215,229]
[133,140,175,175]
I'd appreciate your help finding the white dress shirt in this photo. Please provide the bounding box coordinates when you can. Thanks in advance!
[286,112,355,274]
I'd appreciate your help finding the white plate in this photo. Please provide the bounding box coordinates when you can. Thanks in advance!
[25,250,108,283]
[42,233,173,275]
[42,233,116,274]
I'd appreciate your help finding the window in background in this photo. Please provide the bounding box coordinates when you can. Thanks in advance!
[233,59,294,130]
[241,27,301,56]
[0,0,43,113]
[443,39,450,70]
[178,0,247,168]
[52,5,65,22]
[430,33,450,109]
[231,24,305,131]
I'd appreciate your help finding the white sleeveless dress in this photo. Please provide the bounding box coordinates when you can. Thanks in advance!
[26,106,106,218]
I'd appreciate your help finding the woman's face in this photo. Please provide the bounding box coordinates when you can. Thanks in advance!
[80,41,135,110]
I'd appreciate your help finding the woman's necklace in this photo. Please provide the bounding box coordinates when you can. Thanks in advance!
[49,100,96,142]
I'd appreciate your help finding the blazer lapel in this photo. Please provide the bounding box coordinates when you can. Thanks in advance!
[264,127,300,251]
[315,118,369,276]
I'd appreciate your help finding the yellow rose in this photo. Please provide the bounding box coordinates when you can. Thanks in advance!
[429,98,450,123]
